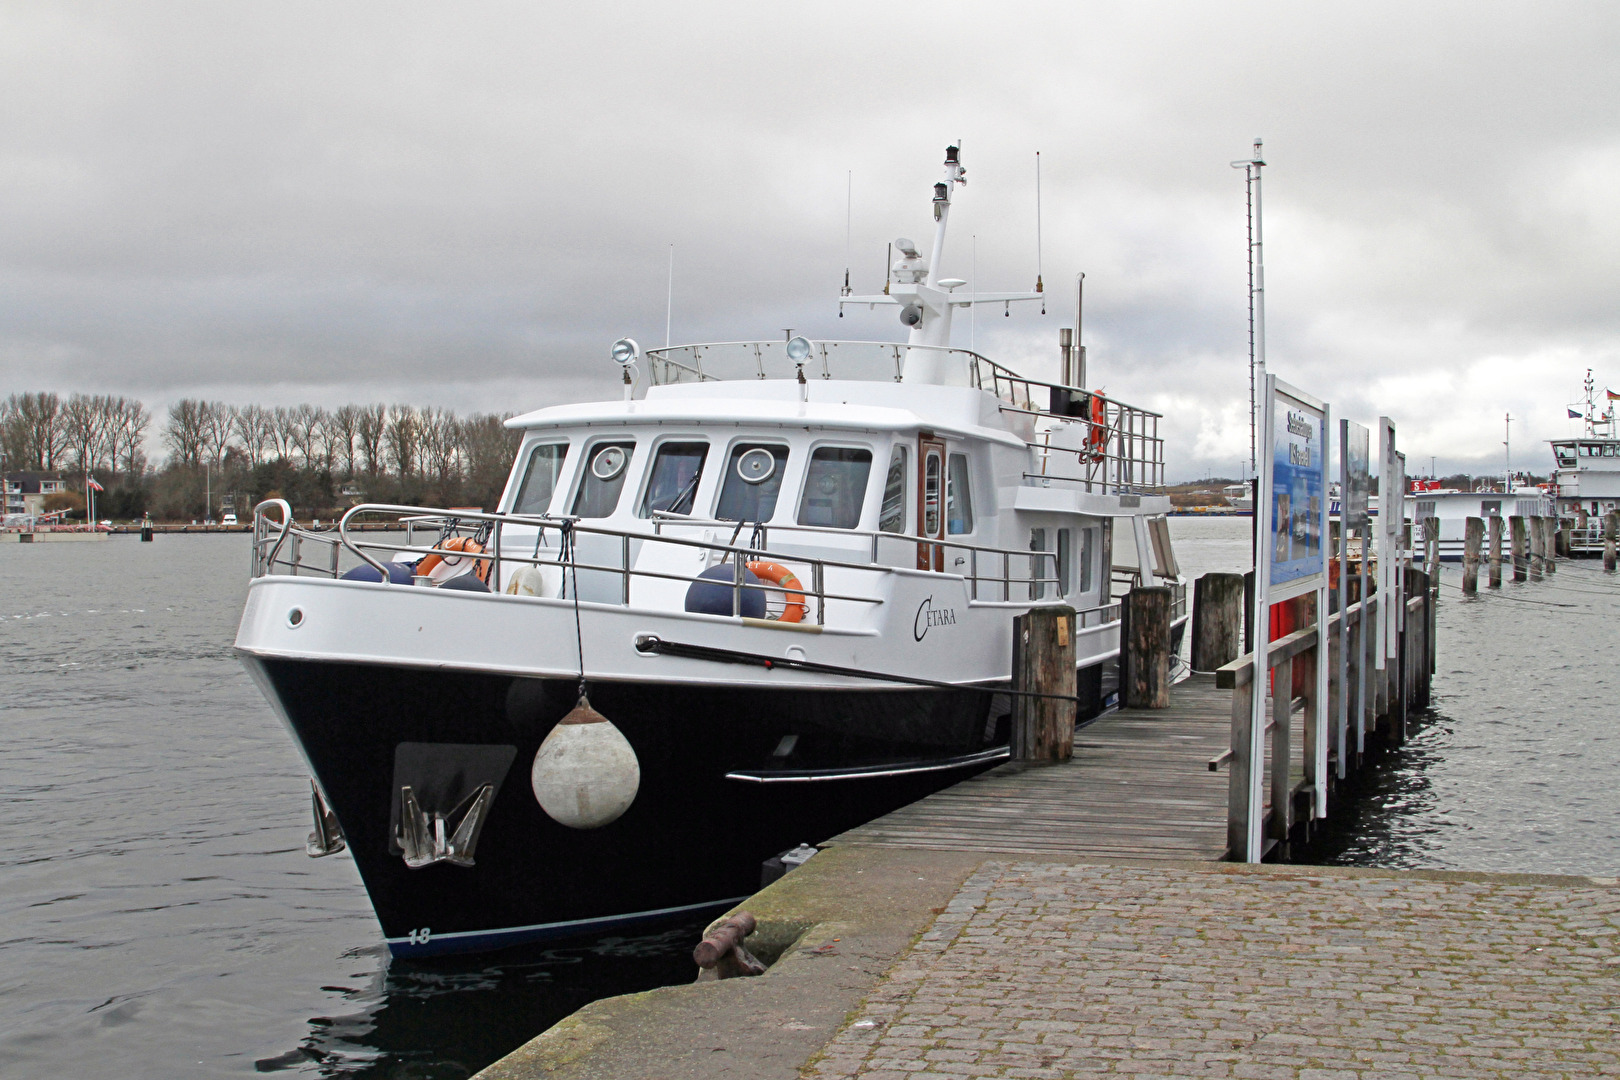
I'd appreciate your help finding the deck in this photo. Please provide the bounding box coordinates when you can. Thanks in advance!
[829,673,1240,861]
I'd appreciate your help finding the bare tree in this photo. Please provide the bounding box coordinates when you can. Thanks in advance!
[329,404,361,478]
[201,401,234,467]
[385,405,419,477]
[418,407,461,485]
[459,412,520,509]
[163,399,209,468]
[233,404,272,467]
[3,392,66,471]
[286,404,321,467]
[268,406,300,461]
[113,398,151,477]
[62,393,111,476]
[356,403,387,475]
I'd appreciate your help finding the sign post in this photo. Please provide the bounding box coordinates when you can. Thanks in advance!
[1244,374,1329,860]
[1339,420,1371,770]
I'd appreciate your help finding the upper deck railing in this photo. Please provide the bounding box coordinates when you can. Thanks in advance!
[645,340,1165,494]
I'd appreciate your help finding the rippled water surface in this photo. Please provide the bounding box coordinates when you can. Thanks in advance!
[1170,515,1620,875]
[0,536,700,1080]
[4,523,1616,1078]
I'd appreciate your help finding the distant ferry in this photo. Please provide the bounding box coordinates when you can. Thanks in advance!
[1407,479,1552,562]
[1551,370,1620,555]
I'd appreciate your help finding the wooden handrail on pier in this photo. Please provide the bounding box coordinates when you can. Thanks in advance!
[1202,518,1439,862]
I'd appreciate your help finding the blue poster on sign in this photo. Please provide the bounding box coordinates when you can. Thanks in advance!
[1270,394,1325,588]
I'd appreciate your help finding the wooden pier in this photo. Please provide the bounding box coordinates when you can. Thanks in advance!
[832,675,1234,860]
[833,528,1446,865]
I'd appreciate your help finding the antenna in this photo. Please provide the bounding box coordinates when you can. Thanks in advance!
[665,245,674,348]
[1504,412,1512,489]
[971,234,977,353]
[883,241,891,295]
[1034,151,1045,312]
[841,171,852,302]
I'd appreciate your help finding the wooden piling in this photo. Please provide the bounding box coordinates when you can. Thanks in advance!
[1123,588,1172,709]
[1548,518,1562,572]
[1462,517,1483,594]
[1011,605,1078,761]
[1528,516,1544,581]
[1191,573,1245,672]
[1510,515,1528,582]
[1487,515,1503,588]
[1558,519,1572,560]
[1605,511,1618,573]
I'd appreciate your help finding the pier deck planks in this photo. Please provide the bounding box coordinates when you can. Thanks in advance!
[830,673,1238,861]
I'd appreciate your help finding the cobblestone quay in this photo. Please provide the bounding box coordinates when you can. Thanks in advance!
[806,860,1620,1080]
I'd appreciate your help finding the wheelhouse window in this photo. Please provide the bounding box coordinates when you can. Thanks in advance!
[639,441,708,517]
[573,441,636,518]
[511,443,568,514]
[798,447,873,529]
[946,453,974,534]
[716,443,789,522]
[879,446,908,533]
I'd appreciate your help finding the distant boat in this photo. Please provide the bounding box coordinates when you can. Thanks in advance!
[1222,483,1253,511]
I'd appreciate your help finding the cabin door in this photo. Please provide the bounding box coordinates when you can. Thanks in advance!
[918,437,946,571]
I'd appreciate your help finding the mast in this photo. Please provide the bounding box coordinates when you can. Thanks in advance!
[838,145,1044,385]
[1232,140,1266,472]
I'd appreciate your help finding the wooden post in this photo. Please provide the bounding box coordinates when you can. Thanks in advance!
[1528,516,1544,581]
[1123,587,1172,708]
[1270,654,1293,853]
[1191,573,1245,672]
[1011,605,1078,761]
[1510,515,1528,582]
[1558,518,1572,560]
[1547,517,1561,572]
[1605,510,1618,573]
[1227,676,1255,859]
[1462,517,1483,594]
[1487,515,1503,588]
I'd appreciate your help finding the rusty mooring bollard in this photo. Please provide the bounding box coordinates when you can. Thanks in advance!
[694,910,766,981]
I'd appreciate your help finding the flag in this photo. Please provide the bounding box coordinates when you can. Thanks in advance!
[1569,408,1583,419]
[86,475,104,492]
[1609,388,1620,401]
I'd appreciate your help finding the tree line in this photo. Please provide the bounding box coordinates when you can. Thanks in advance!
[2,392,520,521]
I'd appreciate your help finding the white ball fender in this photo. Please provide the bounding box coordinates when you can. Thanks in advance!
[504,563,562,598]
[530,696,640,829]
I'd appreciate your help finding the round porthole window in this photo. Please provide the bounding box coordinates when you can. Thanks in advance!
[591,445,628,481]
[736,448,776,485]
[287,607,305,628]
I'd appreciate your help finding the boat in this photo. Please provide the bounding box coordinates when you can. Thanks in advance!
[1405,478,1551,561]
[1550,370,1620,554]
[1221,483,1253,512]
[235,146,1187,957]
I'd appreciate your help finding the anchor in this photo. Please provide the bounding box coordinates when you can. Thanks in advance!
[396,783,496,869]
[306,780,346,858]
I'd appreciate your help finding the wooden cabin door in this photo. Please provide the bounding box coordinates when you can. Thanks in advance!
[918,437,946,571]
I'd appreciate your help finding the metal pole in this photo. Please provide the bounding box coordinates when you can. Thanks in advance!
[1231,140,1266,472]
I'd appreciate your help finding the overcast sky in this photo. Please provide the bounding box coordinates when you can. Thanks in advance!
[3,1,1618,479]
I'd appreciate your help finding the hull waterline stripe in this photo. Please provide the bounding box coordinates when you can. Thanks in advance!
[634,635,1079,701]
[726,745,1010,783]
[383,895,753,947]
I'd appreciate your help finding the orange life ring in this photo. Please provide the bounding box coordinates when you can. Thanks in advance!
[745,561,807,623]
[417,536,490,584]
[1086,393,1107,456]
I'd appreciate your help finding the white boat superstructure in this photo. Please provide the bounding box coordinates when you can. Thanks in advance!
[1552,370,1620,554]
[1407,481,1552,561]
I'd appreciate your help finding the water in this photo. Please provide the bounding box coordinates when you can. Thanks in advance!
[0,536,701,1080]
[5,523,1617,1078]
[1169,514,1620,875]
